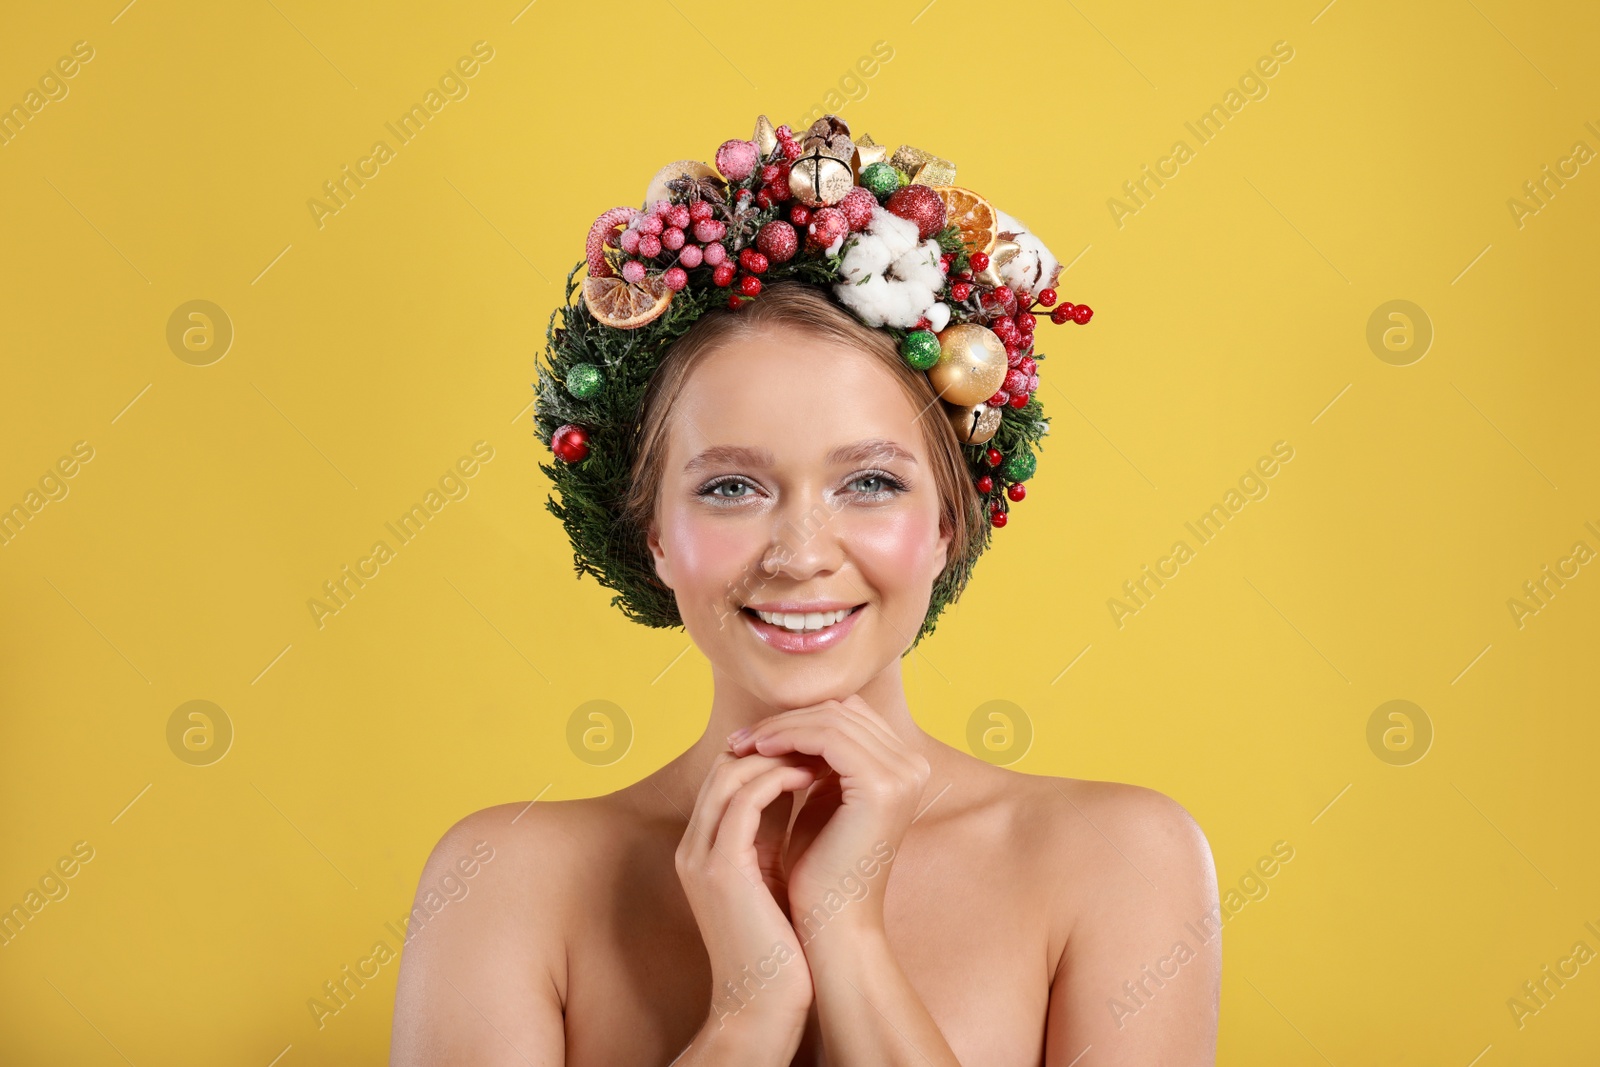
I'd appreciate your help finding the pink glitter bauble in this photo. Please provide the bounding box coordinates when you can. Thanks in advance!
[715,139,759,182]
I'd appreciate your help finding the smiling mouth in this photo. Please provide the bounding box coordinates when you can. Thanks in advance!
[740,604,865,634]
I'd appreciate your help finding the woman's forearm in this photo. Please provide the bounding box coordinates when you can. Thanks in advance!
[803,925,962,1067]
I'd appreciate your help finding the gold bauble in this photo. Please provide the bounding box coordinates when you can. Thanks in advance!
[753,114,778,157]
[644,160,719,206]
[789,155,854,206]
[975,239,1021,287]
[947,401,1003,445]
[928,324,1007,406]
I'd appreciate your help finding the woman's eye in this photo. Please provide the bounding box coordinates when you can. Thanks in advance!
[707,479,753,499]
[849,472,906,496]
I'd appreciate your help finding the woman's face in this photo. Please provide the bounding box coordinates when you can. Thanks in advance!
[647,323,953,709]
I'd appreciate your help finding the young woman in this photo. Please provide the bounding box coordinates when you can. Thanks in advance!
[390,119,1220,1067]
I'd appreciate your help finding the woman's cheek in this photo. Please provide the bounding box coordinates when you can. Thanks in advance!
[843,508,942,585]
[661,507,759,601]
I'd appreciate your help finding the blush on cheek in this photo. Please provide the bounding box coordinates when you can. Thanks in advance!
[658,508,763,608]
[843,510,944,586]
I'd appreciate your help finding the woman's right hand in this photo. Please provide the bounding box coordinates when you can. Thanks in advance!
[675,749,821,1058]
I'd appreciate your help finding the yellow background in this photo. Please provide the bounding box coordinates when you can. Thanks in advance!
[2,0,1596,1063]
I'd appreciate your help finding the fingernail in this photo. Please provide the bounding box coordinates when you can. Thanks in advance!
[726,727,749,747]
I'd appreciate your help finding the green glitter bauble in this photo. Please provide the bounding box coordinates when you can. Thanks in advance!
[1002,449,1037,482]
[565,362,604,400]
[901,330,940,370]
[860,162,902,200]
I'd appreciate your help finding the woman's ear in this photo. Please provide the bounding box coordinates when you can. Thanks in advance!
[646,520,675,590]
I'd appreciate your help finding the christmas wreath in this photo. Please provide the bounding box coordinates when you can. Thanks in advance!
[533,113,1094,647]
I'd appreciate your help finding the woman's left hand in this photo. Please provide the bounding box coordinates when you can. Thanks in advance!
[726,695,931,938]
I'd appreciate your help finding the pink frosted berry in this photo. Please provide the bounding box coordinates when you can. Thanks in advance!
[661,226,685,251]
[1029,373,1040,392]
[663,266,689,291]
[638,234,662,258]
[715,139,760,181]
[650,198,672,217]
[689,200,713,222]
[621,260,646,284]
[702,242,727,266]
[693,219,724,243]
[678,243,704,268]
[619,229,641,255]
[638,215,664,236]
[667,205,690,229]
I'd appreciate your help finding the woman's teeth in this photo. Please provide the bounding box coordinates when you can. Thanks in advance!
[752,607,854,633]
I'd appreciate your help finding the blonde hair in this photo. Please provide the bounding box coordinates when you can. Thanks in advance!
[619,282,986,645]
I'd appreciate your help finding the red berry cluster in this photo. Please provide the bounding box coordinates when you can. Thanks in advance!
[974,446,1027,528]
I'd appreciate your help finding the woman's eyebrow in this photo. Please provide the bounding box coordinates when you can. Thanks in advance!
[682,438,917,474]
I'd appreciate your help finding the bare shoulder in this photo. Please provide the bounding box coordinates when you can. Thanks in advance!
[1015,775,1221,1064]
[388,796,620,1066]
[1035,776,1217,902]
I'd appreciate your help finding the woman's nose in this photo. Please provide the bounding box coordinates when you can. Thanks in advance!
[760,491,844,580]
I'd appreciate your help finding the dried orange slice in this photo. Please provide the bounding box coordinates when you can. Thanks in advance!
[932,186,997,255]
[583,273,672,329]
[581,206,673,329]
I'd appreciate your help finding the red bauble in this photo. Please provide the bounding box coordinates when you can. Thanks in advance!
[1004,368,1029,395]
[991,510,1007,528]
[839,186,877,230]
[738,274,762,297]
[739,247,770,273]
[727,294,743,310]
[1072,304,1094,324]
[885,184,948,239]
[985,447,1003,467]
[1038,288,1057,308]
[976,474,994,494]
[969,251,990,272]
[808,207,849,249]
[951,281,972,301]
[551,424,589,463]
[1019,355,1037,378]
[1008,391,1029,409]
[789,204,812,227]
[1016,312,1036,334]
[1007,482,1026,502]
[712,263,736,287]
[756,220,799,263]
[1050,306,1072,325]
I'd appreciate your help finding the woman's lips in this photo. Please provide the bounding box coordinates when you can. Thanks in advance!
[742,605,864,653]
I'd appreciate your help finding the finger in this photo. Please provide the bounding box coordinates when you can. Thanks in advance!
[712,763,819,864]
[834,695,906,750]
[731,707,884,761]
[743,720,889,784]
[682,752,812,865]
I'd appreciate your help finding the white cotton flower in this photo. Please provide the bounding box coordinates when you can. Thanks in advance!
[833,205,945,328]
[926,301,951,332]
[994,208,1062,297]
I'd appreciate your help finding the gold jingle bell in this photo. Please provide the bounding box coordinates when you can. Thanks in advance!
[788,115,856,206]
[928,324,1008,407]
[947,401,1003,445]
